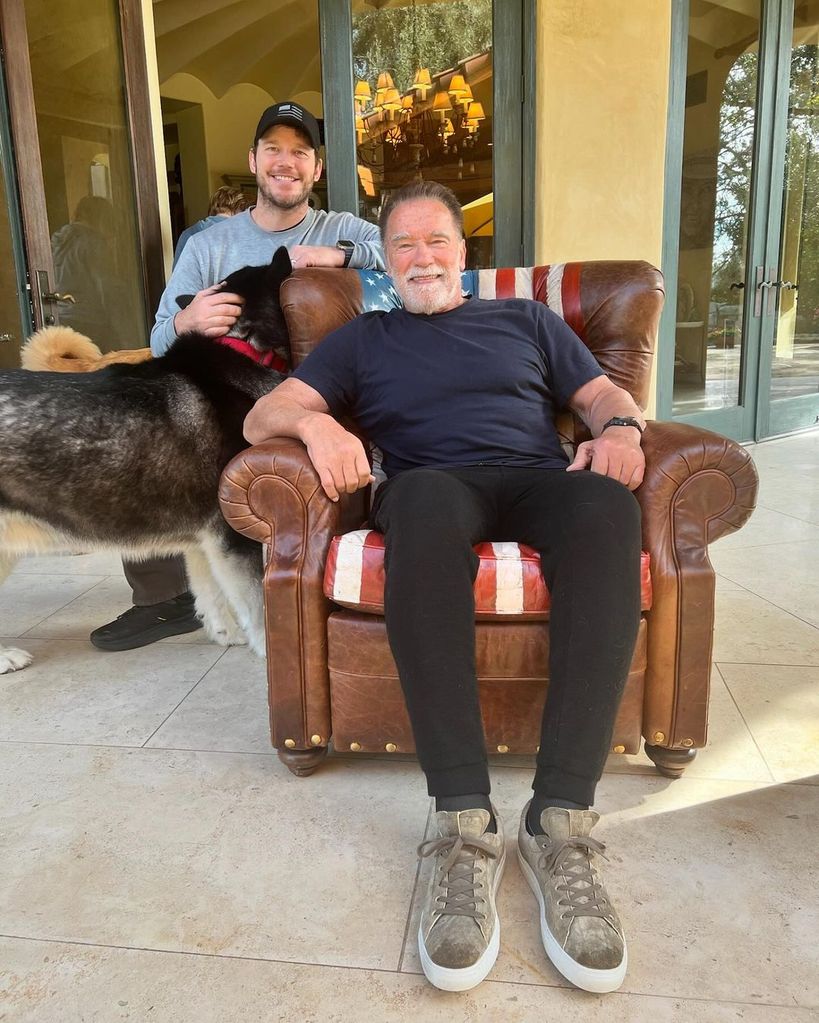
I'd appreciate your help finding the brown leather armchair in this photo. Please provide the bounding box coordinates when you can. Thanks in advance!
[218,262,758,780]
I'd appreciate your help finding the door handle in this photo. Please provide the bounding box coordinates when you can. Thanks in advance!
[729,281,745,290]
[32,270,75,327]
[754,265,778,316]
[779,280,799,291]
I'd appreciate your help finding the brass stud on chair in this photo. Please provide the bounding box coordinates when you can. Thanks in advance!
[536,745,540,753]
[385,742,397,753]
[283,738,296,749]
[350,742,362,752]
[497,744,509,754]
[680,737,694,748]
[613,744,626,754]
[310,734,323,746]
[652,731,666,744]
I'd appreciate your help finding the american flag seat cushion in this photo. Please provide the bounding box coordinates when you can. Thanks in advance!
[324,529,653,619]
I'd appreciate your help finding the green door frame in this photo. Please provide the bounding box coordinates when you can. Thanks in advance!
[657,0,813,440]
[318,0,536,267]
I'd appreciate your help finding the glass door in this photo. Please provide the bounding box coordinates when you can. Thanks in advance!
[319,0,532,268]
[0,64,31,369]
[670,0,766,438]
[664,0,818,440]
[760,3,819,436]
[350,0,495,267]
[0,0,148,350]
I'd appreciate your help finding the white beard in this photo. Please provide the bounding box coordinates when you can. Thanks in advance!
[395,271,462,315]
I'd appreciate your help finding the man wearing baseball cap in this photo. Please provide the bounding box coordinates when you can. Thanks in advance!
[150,99,384,357]
[90,100,384,654]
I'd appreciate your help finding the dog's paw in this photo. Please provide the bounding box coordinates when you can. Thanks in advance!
[0,646,33,674]
[201,619,248,648]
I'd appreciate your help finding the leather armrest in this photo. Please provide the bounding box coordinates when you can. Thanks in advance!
[638,421,758,546]
[218,441,367,750]
[635,421,758,748]
[219,440,367,543]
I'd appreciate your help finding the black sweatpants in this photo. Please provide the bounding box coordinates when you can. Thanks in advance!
[370,466,642,806]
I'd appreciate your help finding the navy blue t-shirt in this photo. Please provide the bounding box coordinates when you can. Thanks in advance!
[293,297,604,478]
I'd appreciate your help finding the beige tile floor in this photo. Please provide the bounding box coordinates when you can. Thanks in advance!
[1,432,818,1022]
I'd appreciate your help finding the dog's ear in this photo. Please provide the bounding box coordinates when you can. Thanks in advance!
[269,246,293,279]
[175,294,195,309]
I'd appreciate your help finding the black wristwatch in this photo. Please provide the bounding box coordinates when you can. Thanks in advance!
[336,239,355,268]
[601,416,644,435]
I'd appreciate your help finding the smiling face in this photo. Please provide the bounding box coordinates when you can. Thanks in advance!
[249,124,322,213]
[384,198,466,315]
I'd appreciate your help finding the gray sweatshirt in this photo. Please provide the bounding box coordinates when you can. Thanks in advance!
[150,207,384,354]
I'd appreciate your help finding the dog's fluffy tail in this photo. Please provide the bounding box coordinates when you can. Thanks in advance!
[21,326,103,372]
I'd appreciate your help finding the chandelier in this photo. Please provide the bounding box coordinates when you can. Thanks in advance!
[353,66,485,152]
[352,0,485,158]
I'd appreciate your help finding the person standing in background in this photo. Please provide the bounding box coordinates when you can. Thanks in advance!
[172,185,250,268]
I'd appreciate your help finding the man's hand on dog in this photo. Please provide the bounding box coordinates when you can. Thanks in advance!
[566,429,645,491]
[300,417,374,502]
[173,283,244,338]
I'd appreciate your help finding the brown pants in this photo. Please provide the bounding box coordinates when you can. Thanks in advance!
[122,554,188,605]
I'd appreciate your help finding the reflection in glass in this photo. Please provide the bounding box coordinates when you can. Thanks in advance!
[771,8,819,405]
[0,161,25,369]
[673,3,760,415]
[24,0,147,350]
[351,0,494,266]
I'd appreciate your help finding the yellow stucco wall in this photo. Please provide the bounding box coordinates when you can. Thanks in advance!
[535,0,671,414]
[535,0,671,269]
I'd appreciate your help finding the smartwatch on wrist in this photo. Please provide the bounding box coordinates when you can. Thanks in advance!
[336,239,354,268]
[601,416,644,435]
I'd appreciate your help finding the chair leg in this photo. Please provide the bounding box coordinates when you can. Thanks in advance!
[644,744,697,779]
[277,746,328,777]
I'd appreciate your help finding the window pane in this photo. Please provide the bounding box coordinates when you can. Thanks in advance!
[770,6,819,405]
[352,0,494,267]
[0,158,27,369]
[24,0,148,349]
[672,3,761,415]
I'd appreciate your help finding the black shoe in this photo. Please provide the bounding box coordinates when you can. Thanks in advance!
[89,591,203,651]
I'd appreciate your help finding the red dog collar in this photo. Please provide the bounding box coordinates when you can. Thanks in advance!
[215,335,288,373]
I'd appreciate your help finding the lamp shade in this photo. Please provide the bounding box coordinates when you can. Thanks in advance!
[448,73,467,97]
[466,101,486,121]
[412,67,432,99]
[354,80,372,103]
[432,90,452,115]
[376,71,395,90]
[382,87,401,112]
[458,83,474,105]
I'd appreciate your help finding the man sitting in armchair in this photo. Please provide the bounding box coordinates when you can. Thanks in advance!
[244,181,646,995]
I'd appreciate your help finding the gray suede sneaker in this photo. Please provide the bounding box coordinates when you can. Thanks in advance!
[517,802,627,992]
[417,808,506,992]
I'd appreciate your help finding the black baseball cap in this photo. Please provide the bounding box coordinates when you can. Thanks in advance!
[253,101,322,150]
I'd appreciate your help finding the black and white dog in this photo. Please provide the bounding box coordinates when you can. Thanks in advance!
[0,247,293,673]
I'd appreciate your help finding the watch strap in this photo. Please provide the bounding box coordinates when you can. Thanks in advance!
[337,239,354,268]
[601,416,644,435]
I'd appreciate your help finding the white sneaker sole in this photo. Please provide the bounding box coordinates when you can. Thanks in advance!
[418,848,506,992]
[517,846,627,993]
